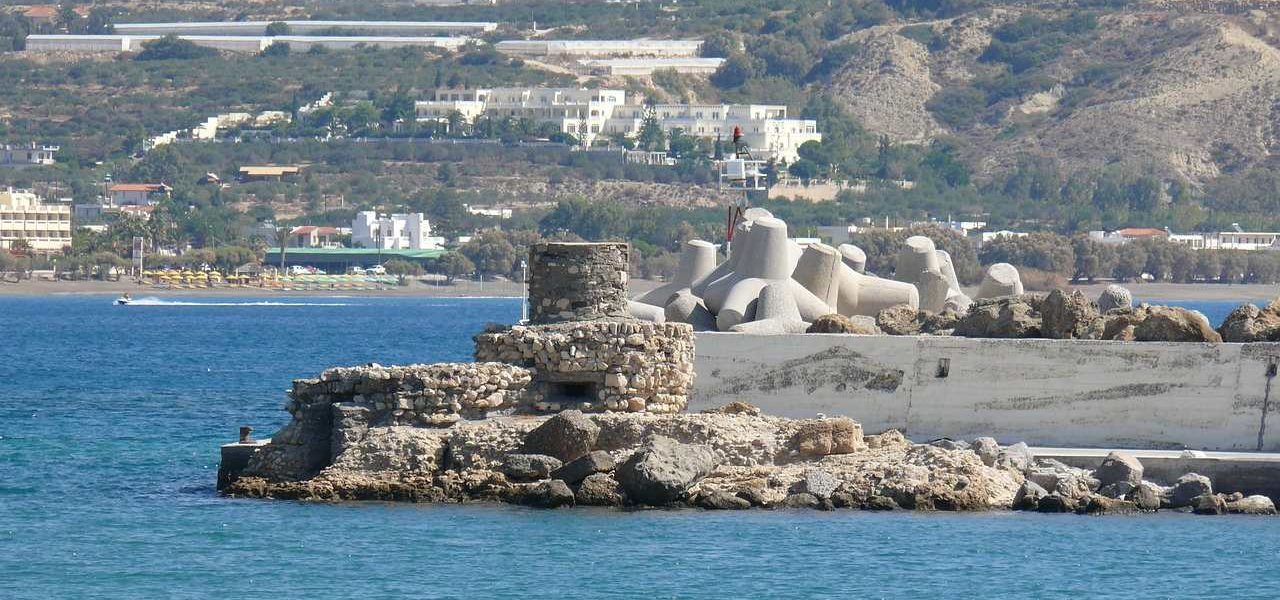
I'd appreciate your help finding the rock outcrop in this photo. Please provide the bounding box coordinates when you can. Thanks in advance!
[616,436,718,505]
[1218,302,1280,342]
[1040,289,1103,339]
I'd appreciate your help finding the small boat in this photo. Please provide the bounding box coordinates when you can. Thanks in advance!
[115,294,132,305]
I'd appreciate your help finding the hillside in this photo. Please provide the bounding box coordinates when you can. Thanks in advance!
[824,8,1280,186]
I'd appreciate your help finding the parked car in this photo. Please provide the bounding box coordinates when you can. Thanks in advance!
[367,265,387,276]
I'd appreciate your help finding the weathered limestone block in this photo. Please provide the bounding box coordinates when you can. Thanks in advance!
[503,454,564,481]
[529,242,629,324]
[1132,306,1222,343]
[523,410,600,462]
[806,314,880,334]
[1094,451,1144,488]
[791,418,865,456]
[953,295,1043,338]
[1218,302,1280,342]
[1170,473,1213,508]
[1041,289,1103,339]
[616,435,717,505]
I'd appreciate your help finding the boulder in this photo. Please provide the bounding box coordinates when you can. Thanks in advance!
[1097,284,1132,313]
[1226,494,1277,515]
[970,437,1000,467]
[1098,482,1135,499]
[1133,306,1223,343]
[1094,451,1144,488]
[1013,480,1048,511]
[1169,473,1213,508]
[953,296,1042,338]
[797,469,840,499]
[876,304,922,336]
[863,495,899,511]
[735,487,771,508]
[1027,459,1095,500]
[921,308,961,335]
[616,436,717,505]
[574,473,624,506]
[930,438,969,451]
[1191,493,1226,515]
[697,490,752,510]
[502,454,564,482]
[995,441,1033,472]
[1129,481,1165,511]
[521,479,575,508]
[807,313,880,335]
[1041,289,1103,339]
[523,411,600,462]
[1218,302,1280,342]
[792,417,865,456]
[1035,493,1077,513]
[550,450,615,485]
[782,492,823,509]
[1082,494,1137,515]
[700,401,761,416]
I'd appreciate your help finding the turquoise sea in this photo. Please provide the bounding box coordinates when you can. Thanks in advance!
[3,295,1280,599]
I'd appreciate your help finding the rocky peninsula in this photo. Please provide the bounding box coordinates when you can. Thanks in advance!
[220,239,1280,515]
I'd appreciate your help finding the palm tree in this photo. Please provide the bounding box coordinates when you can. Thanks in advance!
[273,225,290,272]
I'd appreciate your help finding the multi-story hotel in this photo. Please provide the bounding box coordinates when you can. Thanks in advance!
[415,87,821,163]
[0,188,72,253]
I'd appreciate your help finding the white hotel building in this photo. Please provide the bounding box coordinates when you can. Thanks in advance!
[351,211,441,250]
[0,188,72,253]
[414,88,821,163]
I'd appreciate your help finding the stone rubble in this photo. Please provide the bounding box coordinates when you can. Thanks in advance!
[225,404,1279,516]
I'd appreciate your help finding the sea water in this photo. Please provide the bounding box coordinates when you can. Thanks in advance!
[3,295,1280,599]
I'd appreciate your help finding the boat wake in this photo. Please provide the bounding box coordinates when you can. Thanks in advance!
[122,297,356,307]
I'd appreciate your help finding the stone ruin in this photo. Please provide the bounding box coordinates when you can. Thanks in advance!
[250,241,697,481]
[478,241,695,414]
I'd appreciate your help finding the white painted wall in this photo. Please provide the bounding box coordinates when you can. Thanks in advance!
[691,333,1280,452]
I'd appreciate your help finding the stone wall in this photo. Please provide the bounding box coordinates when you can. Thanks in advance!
[242,362,531,481]
[528,242,629,324]
[475,320,695,414]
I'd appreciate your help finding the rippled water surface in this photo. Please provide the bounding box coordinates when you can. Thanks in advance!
[3,295,1279,598]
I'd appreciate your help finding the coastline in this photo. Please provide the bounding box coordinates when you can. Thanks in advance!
[0,277,665,298]
[0,278,1273,302]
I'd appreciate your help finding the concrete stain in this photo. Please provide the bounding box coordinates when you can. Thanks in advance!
[706,346,903,397]
[975,382,1178,411]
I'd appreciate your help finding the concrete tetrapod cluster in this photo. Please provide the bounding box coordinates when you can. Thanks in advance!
[891,236,972,312]
[626,211,919,332]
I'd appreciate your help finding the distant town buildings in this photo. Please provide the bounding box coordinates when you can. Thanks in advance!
[108,183,171,206]
[494,40,703,58]
[238,165,304,182]
[112,20,498,36]
[0,188,71,253]
[0,143,58,166]
[415,87,822,162]
[25,34,475,54]
[578,58,725,76]
[351,211,442,250]
[288,225,347,248]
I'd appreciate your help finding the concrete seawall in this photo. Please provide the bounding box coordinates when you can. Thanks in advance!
[691,333,1280,452]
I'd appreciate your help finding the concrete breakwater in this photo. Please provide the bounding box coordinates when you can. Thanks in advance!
[691,333,1280,452]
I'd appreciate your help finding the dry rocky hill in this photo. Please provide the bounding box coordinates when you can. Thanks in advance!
[824,7,1280,186]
